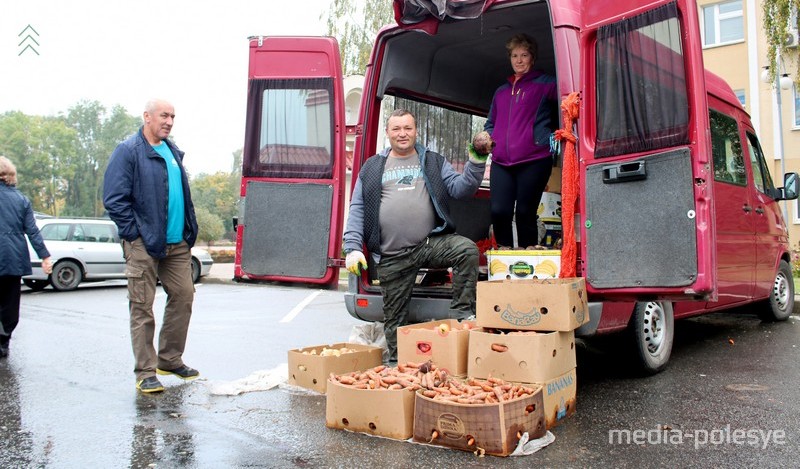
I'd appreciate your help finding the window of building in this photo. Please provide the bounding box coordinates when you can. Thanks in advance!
[702,1,744,47]
[734,89,745,107]
[794,84,800,128]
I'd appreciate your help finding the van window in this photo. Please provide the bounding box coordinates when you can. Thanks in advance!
[710,110,746,186]
[382,96,486,174]
[243,78,334,179]
[745,132,775,195]
[595,1,690,157]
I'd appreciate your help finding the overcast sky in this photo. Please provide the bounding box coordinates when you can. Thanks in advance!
[0,0,334,176]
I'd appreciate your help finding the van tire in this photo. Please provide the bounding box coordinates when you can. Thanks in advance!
[50,260,83,291]
[758,260,794,322]
[629,301,674,375]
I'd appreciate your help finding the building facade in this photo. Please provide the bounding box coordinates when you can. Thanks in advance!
[699,0,800,245]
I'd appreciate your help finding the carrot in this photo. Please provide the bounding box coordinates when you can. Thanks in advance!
[338,376,356,385]
[493,387,505,402]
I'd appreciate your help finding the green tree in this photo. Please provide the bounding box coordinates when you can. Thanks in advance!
[763,0,800,84]
[190,171,238,238]
[325,0,394,74]
[63,101,140,217]
[194,206,225,246]
[0,111,77,215]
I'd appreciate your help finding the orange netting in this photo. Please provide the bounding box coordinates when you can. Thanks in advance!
[554,92,580,278]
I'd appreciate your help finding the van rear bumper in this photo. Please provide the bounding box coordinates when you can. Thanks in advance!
[345,274,606,336]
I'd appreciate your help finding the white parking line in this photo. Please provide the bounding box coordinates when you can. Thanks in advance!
[280,290,322,323]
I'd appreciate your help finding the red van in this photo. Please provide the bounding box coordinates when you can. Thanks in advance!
[234,0,799,373]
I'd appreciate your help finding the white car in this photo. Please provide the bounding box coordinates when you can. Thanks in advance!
[24,218,213,291]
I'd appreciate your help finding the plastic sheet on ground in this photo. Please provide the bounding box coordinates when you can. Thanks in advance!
[348,322,389,362]
[206,363,288,396]
[510,431,556,456]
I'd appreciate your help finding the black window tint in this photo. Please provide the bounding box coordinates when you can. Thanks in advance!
[243,78,334,179]
[595,1,690,157]
[710,110,746,186]
[746,132,774,195]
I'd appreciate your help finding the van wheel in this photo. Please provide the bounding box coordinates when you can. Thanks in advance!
[50,260,83,291]
[758,260,794,322]
[629,301,674,375]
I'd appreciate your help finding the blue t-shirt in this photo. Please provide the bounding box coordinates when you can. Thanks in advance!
[152,142,185,244]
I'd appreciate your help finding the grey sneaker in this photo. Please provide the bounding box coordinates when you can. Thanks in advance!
[136,376,165,393]
[157,365,200,380]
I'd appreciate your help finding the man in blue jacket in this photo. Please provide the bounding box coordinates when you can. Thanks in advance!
[103,99,200,393]
[342,109,487,363]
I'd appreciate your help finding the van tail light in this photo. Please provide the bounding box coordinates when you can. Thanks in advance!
[356,298,369,308]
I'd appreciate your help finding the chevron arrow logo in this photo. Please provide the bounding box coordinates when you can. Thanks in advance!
[18,24,40,56]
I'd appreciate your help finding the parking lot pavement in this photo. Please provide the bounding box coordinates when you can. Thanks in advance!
[202,263,349,289]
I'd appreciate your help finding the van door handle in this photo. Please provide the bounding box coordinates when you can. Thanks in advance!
[602,161,647,184]
[742,204,752,213]
[755,207,765,214]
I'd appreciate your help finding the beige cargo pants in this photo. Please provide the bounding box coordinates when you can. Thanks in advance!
[123,238,195,382]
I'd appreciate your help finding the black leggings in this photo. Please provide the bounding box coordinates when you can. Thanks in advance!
[490,158,553,248]
[0,276,22,345]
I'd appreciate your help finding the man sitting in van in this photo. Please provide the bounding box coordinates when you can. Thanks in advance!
[343,109,488,363]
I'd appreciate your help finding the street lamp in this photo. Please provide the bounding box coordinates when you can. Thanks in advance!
[761,65,792,222]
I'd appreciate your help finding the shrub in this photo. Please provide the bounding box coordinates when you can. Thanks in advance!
[211,249,235,263]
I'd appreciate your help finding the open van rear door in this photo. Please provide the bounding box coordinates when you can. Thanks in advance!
[579,0,716,300]
[234,37,346,288]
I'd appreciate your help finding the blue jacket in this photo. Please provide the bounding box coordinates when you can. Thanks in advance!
[485,69,558,166]
[103,128,198,259]
[343,143,485,262]
[0,183,50,276]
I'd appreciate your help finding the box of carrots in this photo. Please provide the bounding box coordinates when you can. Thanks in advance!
[412,376,546,456]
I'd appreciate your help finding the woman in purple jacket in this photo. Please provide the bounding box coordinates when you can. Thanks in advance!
[485,34,558,248]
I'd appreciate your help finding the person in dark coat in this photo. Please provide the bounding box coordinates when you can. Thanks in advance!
[0,156,52,358]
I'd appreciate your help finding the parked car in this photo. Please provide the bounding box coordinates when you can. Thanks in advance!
[24,218,213,291]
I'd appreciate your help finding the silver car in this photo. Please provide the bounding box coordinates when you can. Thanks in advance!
[24,218,213,291]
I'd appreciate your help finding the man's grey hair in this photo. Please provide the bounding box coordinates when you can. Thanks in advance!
[144,99,171,114]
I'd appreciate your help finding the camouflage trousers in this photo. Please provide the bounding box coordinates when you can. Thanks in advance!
[378,234,479,362]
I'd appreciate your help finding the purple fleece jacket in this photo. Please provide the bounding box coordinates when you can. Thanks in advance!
[484,69,558,166]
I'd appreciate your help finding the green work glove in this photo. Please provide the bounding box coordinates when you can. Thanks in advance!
[468,131,494,164]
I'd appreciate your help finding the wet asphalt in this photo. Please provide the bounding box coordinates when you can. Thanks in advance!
[1,266,798,467]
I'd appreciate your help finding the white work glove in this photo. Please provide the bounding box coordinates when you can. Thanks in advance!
[345,250,368,276]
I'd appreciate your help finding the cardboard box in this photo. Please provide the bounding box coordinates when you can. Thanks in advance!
[545,169,561,193]
[539,368,577,429]
[288,343,383,393]
[412,385,546,456]
[326,379,416,440]
[476,278,589,331]
[538,192,561,222]
[468,329,576,383]
[486,249,561,281]
[397,319,474,376]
